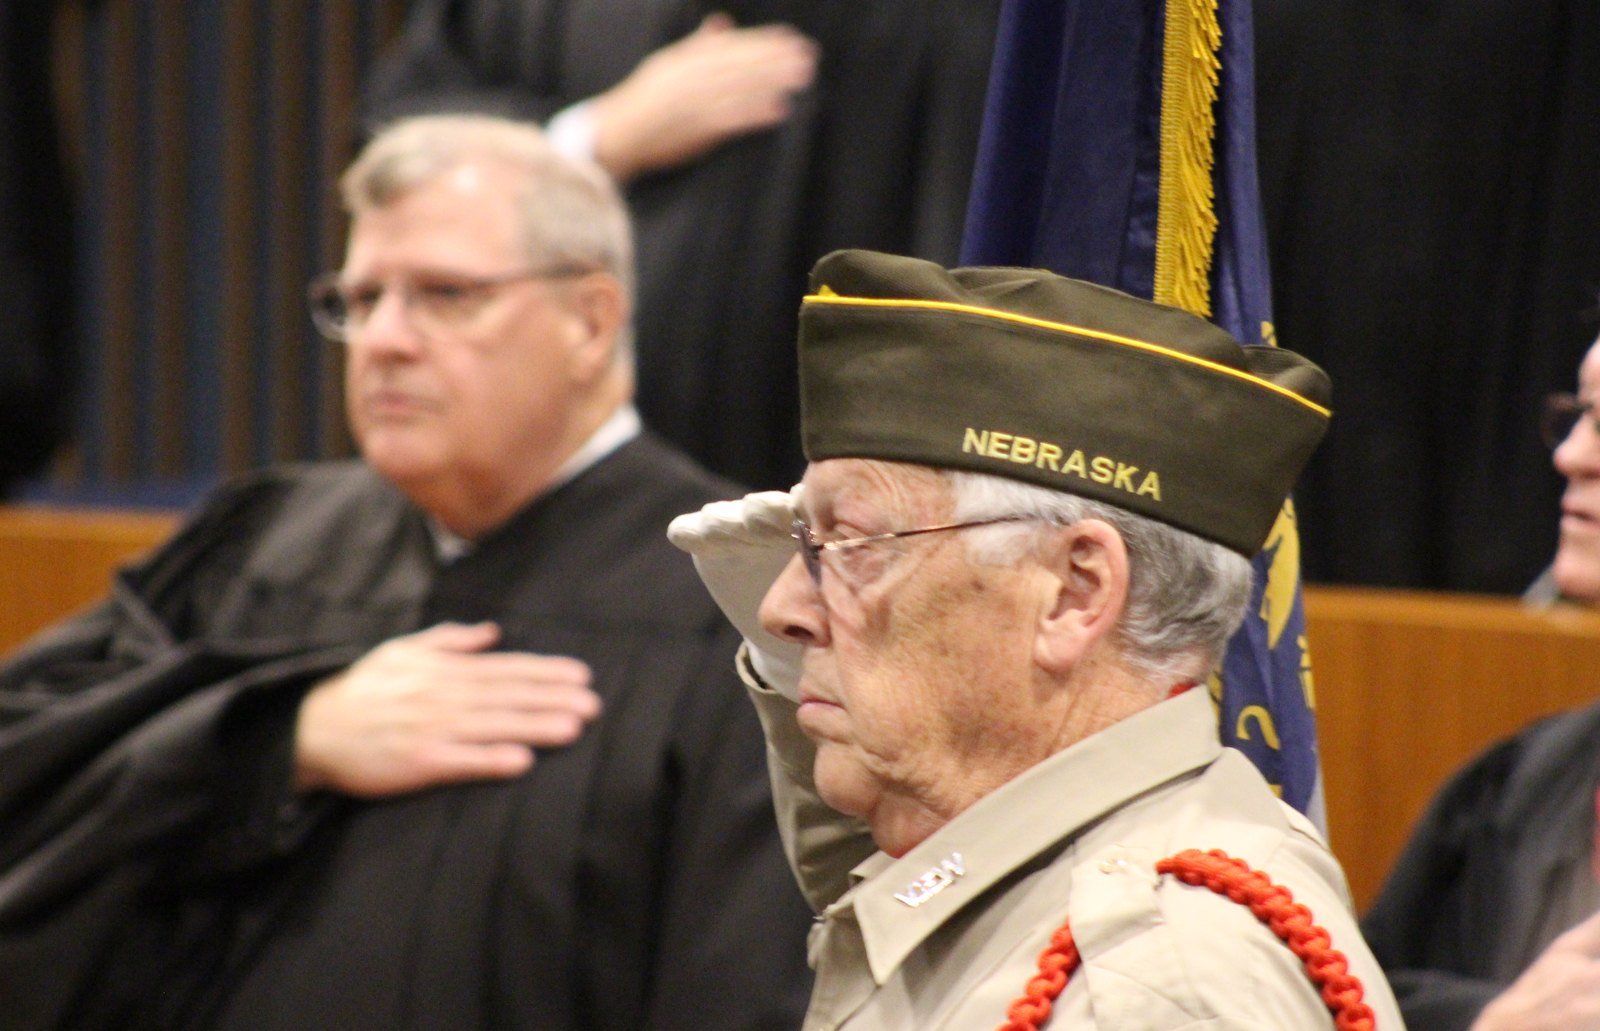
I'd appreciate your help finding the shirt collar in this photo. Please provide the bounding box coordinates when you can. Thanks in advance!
[845,687,1222,984]
[549,403,642,488]
[425,405,642,562]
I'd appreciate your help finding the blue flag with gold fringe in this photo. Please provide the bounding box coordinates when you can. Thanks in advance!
[961,0,1323,825]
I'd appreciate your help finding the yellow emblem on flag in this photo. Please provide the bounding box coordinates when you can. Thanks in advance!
[1259,499,1300,650]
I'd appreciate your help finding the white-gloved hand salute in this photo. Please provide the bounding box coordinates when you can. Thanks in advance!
[667,488,804,701]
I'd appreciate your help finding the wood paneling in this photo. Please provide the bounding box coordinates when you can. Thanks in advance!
[267,2,312,463]
[1307,584,1600,912]
[56,0,409,490]
[150,0,191,476]
[316,2,362,461]
[0,506,180,656]
[99,0,140,481]
[219,0,261,473]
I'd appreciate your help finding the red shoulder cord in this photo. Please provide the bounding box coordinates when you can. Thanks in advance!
[997,848,1377,1031]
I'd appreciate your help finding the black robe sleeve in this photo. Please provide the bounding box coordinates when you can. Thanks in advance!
[639,622,814,1029]
[1360,736,1525,1031]
[3,447,810,1031]
[0,477,372,1030]
[1361,706,1600,1031]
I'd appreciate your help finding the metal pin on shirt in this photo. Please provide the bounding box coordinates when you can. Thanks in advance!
[894,853,966,907]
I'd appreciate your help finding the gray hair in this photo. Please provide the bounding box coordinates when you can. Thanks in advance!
[342,114,635,359]
[945,470,1252,682]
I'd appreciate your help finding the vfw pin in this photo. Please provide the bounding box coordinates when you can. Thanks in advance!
[895,853,965,907]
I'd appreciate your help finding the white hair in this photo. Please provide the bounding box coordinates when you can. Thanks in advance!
[945,470,1253,682]
[342,114,635,361]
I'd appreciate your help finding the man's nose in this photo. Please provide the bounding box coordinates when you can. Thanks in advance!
[1554,414,1600,480]
[760,554,830,648]
[349,285,424,357]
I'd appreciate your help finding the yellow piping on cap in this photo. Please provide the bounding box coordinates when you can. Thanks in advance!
[801,293,1331,418]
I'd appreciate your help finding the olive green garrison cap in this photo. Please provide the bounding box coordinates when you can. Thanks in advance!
[798,249,1332,557]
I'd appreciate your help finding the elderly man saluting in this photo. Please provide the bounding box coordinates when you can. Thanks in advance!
[673,250,1406,1031]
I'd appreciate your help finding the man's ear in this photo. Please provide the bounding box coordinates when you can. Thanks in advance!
[561,273,627,382]
[1033,519,1130,675]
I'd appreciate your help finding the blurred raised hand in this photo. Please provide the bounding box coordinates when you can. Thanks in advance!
[590,13,817,182]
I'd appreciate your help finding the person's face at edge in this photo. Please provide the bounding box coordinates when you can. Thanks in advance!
[1552,340,1600,601]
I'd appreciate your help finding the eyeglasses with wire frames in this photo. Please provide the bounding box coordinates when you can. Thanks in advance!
[1541,392,1599,449]
[307,264,602,343]
[791,516,1033,586]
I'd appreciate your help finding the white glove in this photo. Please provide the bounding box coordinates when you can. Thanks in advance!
[668,489,804,701]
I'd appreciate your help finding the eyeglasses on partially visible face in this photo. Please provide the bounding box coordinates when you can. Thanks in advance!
[306,264,601,343]
[1542,392,1599,449]
[790,516,1033,586]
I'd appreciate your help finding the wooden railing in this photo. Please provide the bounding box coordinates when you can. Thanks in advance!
[0,505,179,654]
[1308,585,1600,911]
[2,509,1595,915]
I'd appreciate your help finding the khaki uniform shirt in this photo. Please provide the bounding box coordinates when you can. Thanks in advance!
[744,662,1405,1031]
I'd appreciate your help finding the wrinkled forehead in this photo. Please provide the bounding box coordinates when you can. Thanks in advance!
[800,458,951,528]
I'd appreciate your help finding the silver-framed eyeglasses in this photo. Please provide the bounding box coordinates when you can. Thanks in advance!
[307,264,601,342]
[791,517,1032,585]
[1541,392,1598,449]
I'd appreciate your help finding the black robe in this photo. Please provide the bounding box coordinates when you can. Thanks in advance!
[0,434,814,1031]
[1361,702,1600,1031]
[363,0,999,491]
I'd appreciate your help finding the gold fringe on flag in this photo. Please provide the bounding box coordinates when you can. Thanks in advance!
[1152,0,1222,317]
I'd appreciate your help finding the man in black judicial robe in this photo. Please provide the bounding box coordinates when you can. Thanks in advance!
[0,114,812,1031]
[1361,337,1600,1031]
[364,0,999,491]
[1360,704,1600,1031]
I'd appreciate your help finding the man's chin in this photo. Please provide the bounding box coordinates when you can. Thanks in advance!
[358,428,446,472]
[812,749,878,820]
[1551,548,1600,604]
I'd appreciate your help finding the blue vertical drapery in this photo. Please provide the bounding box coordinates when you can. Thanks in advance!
[962,0,1323,825]
[25,0,407,507]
